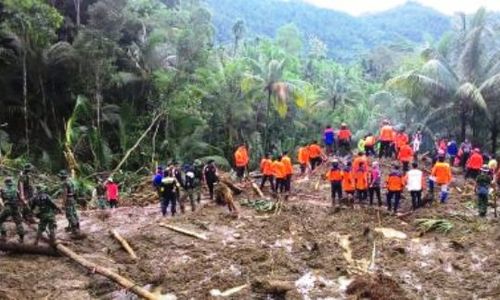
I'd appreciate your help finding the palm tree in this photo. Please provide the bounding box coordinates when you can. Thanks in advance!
[232,20,245,56]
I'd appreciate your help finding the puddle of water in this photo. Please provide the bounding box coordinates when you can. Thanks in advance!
[374,227,407,239]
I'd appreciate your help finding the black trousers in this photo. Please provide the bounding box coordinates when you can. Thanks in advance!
[369,186,382,206]
[310,157,322,170]
[338,140,350,155]
[357,189,368,202]
[379,141,392,158]
[207,180,216,200]
[300,164,308,174]
[285,175,292,192]
[402,161,410,172]
[236,166,246,178]
[386,191,401,213]
[275,178,286,193]
[410,190,422,210]
[365,145,376,157]
[330,182,342,202]
[260,175,275,190]
[161,195,176,216]
[466,168,480,179]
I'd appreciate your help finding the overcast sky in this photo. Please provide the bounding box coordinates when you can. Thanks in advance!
[302,0,500,15]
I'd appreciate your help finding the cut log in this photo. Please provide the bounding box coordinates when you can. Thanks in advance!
[251,182,265,198]
[251,277,294,294]
[55,243,157,300]
[0,242,59,256]
[158,223,208,240]
[110,229,138,260]
[220,177,244,194]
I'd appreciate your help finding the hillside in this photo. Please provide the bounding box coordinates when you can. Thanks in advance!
[205,0,451,61]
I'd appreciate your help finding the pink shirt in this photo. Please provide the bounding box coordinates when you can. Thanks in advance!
[106,182,119,201]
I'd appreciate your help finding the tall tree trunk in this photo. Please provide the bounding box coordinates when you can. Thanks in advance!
[74,0,81,29]
[95,70,102,134]
[23,49,30,157]
[263,89,272,153]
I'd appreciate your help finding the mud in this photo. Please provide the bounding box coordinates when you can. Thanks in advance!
[1,163,500,299]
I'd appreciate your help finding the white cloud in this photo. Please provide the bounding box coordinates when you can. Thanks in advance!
[303,0,500,15]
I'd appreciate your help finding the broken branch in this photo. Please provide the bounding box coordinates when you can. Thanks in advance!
[110,229,138,260]
[158,223,208,240]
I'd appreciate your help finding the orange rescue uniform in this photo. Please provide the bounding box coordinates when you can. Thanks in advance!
[342,170,355,192]
[365,136,376,146]
[354,170,369,190]
[234,146,249,167]
[273,161,286,179]
[353,155,369,172]
[386,173,405,192]
[260,158,273,176]
[308,144,322,159]
[398,144,413,162]
[337,129,352,141]
[395,132,409,150]
[431,162,452,185]
[298,147,310,165]
[379,125,394,142]
[282,155,293,175]
[466,153,483,170]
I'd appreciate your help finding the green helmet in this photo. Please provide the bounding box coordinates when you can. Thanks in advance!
[57,170,69,178]
[4,177,13,185]
[193,159,202,167]
[23,163,34,172]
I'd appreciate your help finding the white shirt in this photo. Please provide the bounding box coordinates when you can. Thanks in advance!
[406,169,423,191]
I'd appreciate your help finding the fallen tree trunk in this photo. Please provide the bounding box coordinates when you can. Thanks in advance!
[220,176,244,194]
[0,242,59,256]
[55,243,157,300]
[251,277,294,294]
[251,182,265,198]
[110,229,138,260]
[158,223,208,240]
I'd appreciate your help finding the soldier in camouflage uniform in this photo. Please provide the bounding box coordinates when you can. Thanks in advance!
[58,170,80,234]
[475,165,492,217]
[31,184,62,245]
[95,177,107,209]
[183,160,203,212]
[0,177,25,243]
[18,163,36,223]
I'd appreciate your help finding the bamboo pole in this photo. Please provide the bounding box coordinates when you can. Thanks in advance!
[55,243,157,300]
[158,223,208,240]
[110,229,138,260]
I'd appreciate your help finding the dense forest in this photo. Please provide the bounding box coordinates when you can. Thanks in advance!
[1,0,500,177]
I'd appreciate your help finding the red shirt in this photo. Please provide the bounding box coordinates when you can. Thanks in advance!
[106,182,119,201]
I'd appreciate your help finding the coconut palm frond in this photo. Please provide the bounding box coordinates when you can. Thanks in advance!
[421,59,459,89]
[479,73,500,100]
[457,82,488,112]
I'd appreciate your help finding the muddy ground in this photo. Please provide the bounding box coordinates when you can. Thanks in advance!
[0,162,499,299]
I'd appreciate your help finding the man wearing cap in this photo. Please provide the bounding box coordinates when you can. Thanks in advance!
[475,165,492,217]
[379,120,394,158]
[58,170,80,235]
[466,148,483,179]
[203,159,219,200]
[18,163,36,223]
[337,123,352,155]
[31,184,62,245]
[0,177,25,243]
[431,155,453,204]
[325,159,343,207]
[105,177,119,209]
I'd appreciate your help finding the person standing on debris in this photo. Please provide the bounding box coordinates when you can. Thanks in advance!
[411,128,422,158]
[234,144,249,179]
[282,151,293,193]
[32,184,62,246]
[0,177,25,243]
[379,120,394,158]
[323,125,335,156]
[406,162,425,210]
[18,163,36,223]
[459,139,472,168]
[431,155,453,204]
[183,162,202,212]
[475,165,492,218]
[94,177,107,209]
[466,148,483,179]
[337,123,352,155]
[353,151,369,172]
[394,129,409,158]
[153,166,164,191]
[447,139,458,166]
[298,143,310,175]
[203,159,219,200]
[342,162,355,205]
[354,162,369,203]
[260,153,275,191]
[58,170,80,235]
[159,173,181,217]
[308,141,324,171]
[105,177,119,209]
[398,143,413,172]
[325,159,343,207]
[488,156,498,176]
[385,164,405,214]
[273,156,287,194]
[369,161,382,206]
[364,133,377,157]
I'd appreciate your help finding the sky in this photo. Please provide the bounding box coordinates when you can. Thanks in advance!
[302,0,500,15]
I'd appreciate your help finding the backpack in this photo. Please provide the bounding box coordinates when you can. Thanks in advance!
[161,177,176,195]
[185,171,195,189]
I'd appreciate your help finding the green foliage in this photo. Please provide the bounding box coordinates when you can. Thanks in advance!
[415,219,454,234]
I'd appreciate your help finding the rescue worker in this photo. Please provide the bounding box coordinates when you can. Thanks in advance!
[203,159,219,200]
[394,129,409,158]
[386,164,405,214]
[354,162,369,203]
[32,184,62,246]
[459,139,472,169]
[308,141,323,171]
[105,177,119,209]
[431,155,453,203]
[159,172,181,216]
[298,143,310,175]
[260,154,275,191]
[183,162,202,212]
[337,123,352,155]
[18,163,36,223]
[58,170,80,235]
[364,133,377,157]
[0,177,25,243]
[475,165,492,218]
[273,156,287,194]
[466,148,483,179]
[325,159,343,206]
[282,151,293,193]
[342,162,355,205]
[153,166,164,190]
[234,144,249,179]
[379,120,394,158]
[323,125,335,156]
[398,143,414,172]
[447,139,458,166]
[94,177,107,209]
[488,157,498,176]
[167,161,184,187]
[411,129,422,158]
[353,151,369,172]
[406,162,425,210]
[369,161,382,206]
